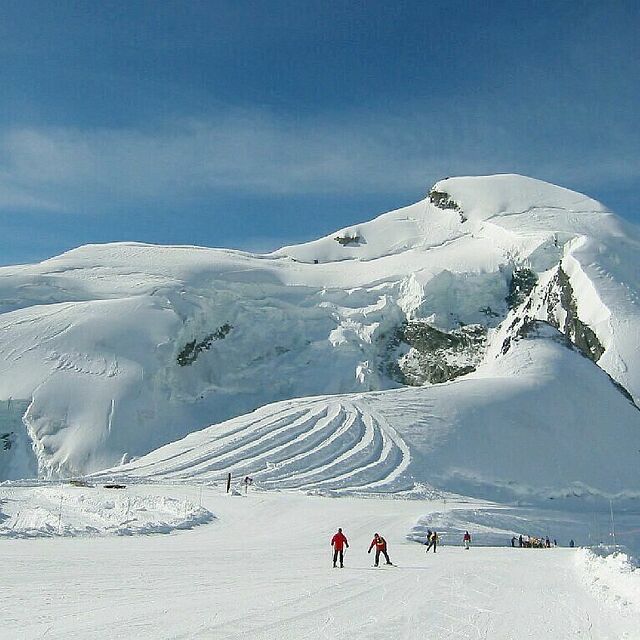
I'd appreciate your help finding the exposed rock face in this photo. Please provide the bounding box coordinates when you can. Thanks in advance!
[177,322,233,366]
[498,264,604,365]
[427,188,467,222]
[334,235,362,246]
[428,189,460,211]
[506,268,538,309]
[544,267,605,362]
[383,321,487,385]
[491,264,637,408]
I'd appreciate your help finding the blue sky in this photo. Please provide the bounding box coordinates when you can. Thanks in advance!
[0,0,638,265]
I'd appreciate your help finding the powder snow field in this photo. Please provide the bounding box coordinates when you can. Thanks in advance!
[1,487,639,640]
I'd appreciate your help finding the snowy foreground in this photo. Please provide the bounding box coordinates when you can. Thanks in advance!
[2,485,639,639]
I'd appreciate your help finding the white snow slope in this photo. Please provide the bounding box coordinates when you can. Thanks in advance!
[0,173,639,488]
[2,487,638,640]
[99,324,640,505]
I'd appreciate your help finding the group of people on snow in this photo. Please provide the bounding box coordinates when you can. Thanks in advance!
[330,529,393,568]
[331,526,578,567]
[424,529,471,551]
[511,534,557,548]
[331,528,474,568]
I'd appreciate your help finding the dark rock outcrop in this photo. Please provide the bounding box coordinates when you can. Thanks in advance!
[177,322,233,366]
[382,321,487,385]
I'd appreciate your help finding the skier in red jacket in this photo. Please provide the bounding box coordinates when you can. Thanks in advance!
[368,532,392,566]
[331,528,349,568]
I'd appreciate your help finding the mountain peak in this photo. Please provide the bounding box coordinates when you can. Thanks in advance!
[431,174,609,222]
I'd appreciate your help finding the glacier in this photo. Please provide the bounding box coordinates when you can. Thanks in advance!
[0,173,638,501]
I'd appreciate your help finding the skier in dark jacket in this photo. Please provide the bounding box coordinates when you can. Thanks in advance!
[463,531,471,550]
[426,530,438,553]
[331,528,349,568]
[368,533,392,566]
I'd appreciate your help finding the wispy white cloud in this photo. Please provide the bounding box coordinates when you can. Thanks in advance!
[0,106,638,214]
[0,176,65,212]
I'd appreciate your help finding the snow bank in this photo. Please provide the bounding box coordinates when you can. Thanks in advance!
[576,548,640,614]
[93,398,413,494]
[0,485,214,538]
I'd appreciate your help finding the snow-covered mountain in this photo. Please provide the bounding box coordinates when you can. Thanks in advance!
[97,325,640,504]
[1,174,639,499]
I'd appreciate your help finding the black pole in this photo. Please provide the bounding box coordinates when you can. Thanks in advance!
[226,472,231,494]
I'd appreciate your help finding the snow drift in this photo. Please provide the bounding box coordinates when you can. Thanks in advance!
[0,484,214,538]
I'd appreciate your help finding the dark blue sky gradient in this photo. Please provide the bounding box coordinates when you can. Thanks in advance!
[0,1,638,264]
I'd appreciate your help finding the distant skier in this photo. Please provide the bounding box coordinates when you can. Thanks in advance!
[368,533,392,566]
[331,527,349,568]
[426,530,438,553]
[518,534,523,548]
[463,531,471,550]
[511,536,516,547]
[569,539,575,548]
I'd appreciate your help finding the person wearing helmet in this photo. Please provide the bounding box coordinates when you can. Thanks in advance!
[368,532,392,566]
[331,527,349,568]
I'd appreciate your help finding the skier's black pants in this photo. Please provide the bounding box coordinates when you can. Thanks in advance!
[374,549,391,565]
[426,540,437,553]
[333,549,344,566]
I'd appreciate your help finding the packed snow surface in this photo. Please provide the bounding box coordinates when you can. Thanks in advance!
[1,487,638,639]
[1,173,640,479]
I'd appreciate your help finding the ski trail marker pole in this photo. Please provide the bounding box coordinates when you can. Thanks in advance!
[57,492,63,535]
[610,499,616,548]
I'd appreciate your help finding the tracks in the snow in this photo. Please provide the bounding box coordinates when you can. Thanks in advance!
[113,398,412,493]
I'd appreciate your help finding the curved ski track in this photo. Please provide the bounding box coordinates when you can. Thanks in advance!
[118,399,413,493]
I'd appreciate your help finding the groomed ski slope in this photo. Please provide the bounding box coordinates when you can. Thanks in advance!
[97,326,640,504]
[2,487,637,640]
